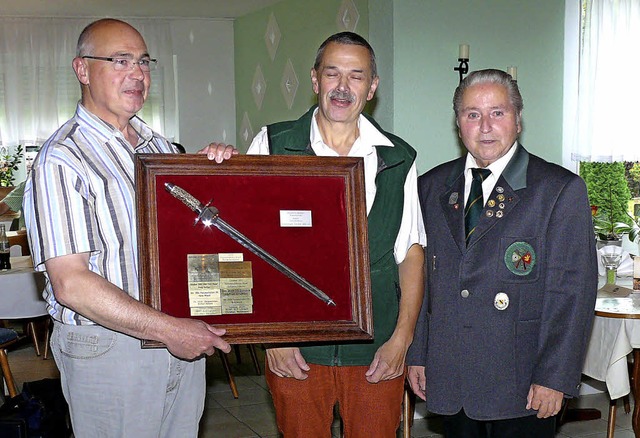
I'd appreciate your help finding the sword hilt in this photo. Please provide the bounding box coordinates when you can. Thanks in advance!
[165,182,219,225]
[165,183,202,213]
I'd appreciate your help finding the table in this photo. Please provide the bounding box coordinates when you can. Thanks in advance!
[0,256,47,319]
[583,281,640,437]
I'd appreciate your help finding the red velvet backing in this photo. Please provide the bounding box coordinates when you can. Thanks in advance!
[154,174,353,323]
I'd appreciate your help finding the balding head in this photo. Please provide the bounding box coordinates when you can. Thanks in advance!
[76,19,144,58]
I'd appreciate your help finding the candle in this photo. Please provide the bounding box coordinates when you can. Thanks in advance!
[458,44,469,60]
[507,66,518,81]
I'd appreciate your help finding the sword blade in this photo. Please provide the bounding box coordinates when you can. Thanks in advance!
[165,182,336,306]
[211,217,336,306]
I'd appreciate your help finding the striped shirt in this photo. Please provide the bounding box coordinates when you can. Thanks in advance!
[23,103,174,325]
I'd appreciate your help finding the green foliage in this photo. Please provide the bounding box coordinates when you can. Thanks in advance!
[614,213,640,243]
[628,162,640,197]
[581,162,633,240]
[0,145,23,187]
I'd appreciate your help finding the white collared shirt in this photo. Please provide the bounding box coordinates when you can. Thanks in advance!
[463,141,518,207]
[248,109,426,263]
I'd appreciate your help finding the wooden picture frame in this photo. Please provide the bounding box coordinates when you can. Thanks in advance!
[135,154,373,346]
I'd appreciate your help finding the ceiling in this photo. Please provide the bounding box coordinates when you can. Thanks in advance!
[0,0,284,19]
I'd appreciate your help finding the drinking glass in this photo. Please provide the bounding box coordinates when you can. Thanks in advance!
[601,245,623,285]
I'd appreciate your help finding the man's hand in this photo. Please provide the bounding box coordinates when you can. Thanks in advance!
[266,347,310,380]
[197,142,238,163]
[365,335,408,383]
[160,317,231,360]
[407,366,426,401]
[526,384,563,418]
[44,252,231,361]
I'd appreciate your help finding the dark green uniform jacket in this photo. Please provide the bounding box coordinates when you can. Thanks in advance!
[266,105,417,365]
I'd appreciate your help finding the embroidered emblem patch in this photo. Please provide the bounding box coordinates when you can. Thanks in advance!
[504,241,536,276]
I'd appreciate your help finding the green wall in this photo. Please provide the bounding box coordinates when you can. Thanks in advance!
[235,0,566,175]
[388,0,566,174]
[234,0,369,152]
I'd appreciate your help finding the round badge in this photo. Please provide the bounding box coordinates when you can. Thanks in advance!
[496,186,505,193]
[504,241,536,276]
[486,210,494,217]
[496,210,504,218]
[487,199,496,207]
[497,194,505,202]
[494,292,509,310]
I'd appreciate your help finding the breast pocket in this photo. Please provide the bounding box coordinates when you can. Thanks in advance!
[499,237,541,283]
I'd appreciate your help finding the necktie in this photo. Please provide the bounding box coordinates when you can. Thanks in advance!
[465,168,491,245]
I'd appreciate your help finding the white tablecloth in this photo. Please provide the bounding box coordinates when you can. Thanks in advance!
[0,256,48,318]
[582,315,640,400]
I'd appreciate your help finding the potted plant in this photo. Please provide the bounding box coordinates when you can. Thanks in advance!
[592,205,625,246]
[0,145,24,189]
[613,213,640,244]
[0,145,24,202]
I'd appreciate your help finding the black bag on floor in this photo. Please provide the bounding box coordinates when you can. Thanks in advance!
[0,378,71,438]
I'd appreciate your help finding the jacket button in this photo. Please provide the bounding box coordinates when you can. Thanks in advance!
[461,289,470,298]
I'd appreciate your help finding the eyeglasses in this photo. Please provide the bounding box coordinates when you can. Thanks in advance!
[82,56,158,72]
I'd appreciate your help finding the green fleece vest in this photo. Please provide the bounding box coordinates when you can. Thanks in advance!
[267,105,417,365]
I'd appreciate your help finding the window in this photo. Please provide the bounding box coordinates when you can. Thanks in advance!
[567,0,640,163]
[565,1,640,244]
[0,18,176,181]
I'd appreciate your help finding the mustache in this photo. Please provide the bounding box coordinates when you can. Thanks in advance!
[328,90,355,102]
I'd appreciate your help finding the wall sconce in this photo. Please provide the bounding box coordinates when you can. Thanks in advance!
[507,66,518,81]
[454,44,469,83]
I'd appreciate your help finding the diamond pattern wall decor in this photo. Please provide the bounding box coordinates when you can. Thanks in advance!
[239,111,254,149]
[252,65,266,110]
[337,0,359,32]
[280,59,299,110]
[265,13,281,61]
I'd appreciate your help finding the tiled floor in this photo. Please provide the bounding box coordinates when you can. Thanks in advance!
[3,337,638,437]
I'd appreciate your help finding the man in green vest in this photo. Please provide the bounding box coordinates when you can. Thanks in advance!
[246,32,425,437]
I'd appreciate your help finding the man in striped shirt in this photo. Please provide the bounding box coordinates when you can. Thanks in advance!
[23,18,231,437]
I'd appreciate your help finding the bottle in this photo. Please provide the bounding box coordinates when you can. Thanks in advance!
[0,224,10,270]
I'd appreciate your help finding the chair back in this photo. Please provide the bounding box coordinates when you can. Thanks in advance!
[9,245,22,257]
[7,232,29,256]
[0,261,47,319]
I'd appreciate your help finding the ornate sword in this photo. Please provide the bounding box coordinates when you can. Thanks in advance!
[164,182,336,306]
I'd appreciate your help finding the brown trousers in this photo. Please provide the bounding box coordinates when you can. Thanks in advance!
[266,362,406,438]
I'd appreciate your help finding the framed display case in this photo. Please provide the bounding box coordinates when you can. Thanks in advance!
[135,154,373,346]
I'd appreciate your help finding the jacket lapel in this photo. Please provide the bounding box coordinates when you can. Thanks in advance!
[466,182,520,248]
[440,159,467,252]
[466,145,529,248]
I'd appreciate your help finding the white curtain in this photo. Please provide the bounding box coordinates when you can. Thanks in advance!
[0,17,176,161]
[570,0,640,162]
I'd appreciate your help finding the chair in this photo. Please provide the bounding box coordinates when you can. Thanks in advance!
[606,396,631,438]
[402,383,416,438]
[605,354,635,438]
[0,259,49,358]
[218,345,262,398]
[0,328,20,398]
[7,232,29,257]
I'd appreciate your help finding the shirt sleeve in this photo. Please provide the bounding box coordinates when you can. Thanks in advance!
[393,162,426,264]
[24,151,97,269]
[247,127,270,155]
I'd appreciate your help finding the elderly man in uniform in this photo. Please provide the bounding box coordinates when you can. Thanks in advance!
[407,69,597,438]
